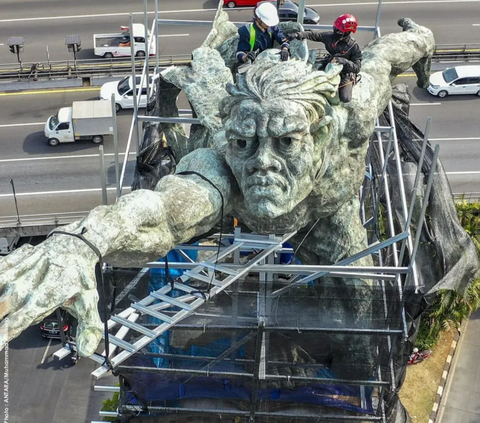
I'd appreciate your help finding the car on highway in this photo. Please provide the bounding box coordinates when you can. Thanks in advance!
[276,1,319,25]
[224,0,274,7]
[40,314,69,339]
[99,74,157,112]
[427,65,480,98]
[225,0,320,24]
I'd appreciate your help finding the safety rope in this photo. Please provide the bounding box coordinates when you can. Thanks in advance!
[48,227,114,370]
[177,171,225,298]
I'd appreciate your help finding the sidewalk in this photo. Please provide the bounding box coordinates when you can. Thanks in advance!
[436,308,480,422]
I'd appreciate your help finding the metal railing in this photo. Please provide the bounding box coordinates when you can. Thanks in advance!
[432,44,480,62]
[0,55,191,83]
[0,44,478,84]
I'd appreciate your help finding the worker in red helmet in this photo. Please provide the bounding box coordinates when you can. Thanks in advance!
[289,14,362,103]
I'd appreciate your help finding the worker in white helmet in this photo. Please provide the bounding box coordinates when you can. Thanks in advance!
[236,2,290,65]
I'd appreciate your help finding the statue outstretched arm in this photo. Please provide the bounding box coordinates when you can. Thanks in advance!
[0,148,235,356]
[359,18,435,114]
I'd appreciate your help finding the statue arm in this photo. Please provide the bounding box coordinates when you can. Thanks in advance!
[0,148,235,356]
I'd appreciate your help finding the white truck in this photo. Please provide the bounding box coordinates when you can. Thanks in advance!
[93,24,155,58]
[44,100,113,146]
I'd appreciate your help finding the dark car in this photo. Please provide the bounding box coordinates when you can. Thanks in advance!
[40,314,69,339]
[277,1,320,25]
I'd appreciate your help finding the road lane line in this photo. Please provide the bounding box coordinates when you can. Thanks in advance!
[410,103,442,106]
[0,87,99,97]
[445,171,480,175]
[430,137,480,141]
[40,338,53,364]
[0,0,477,23]
[0,186,131,198]
[0,152,135,163]
[0,122,44,128]
[158,34,189,37]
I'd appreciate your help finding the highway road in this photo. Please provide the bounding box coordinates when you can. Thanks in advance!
[0,0,479,65]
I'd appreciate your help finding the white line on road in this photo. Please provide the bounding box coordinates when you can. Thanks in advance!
[445,171,480,175]
[0,152,136,163]
[430,137,480,141]
[0,186,131,198]
[410,103,442,106]
[40,338,53,364]
[0,122,44,128]
[0,0,477,23]
[473,24,480,26]
[158,34,189,38]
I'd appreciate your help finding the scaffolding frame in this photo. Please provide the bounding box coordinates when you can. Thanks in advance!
[59,1,440,421]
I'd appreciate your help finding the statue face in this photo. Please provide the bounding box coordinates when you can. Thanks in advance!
[225,99,319,218]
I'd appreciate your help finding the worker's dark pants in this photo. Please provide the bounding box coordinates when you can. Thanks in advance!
[339,75,355,103]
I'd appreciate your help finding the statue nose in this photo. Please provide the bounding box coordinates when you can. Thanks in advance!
[246,140,281,175]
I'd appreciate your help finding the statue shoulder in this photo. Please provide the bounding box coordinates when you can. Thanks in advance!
[176,147,233,181]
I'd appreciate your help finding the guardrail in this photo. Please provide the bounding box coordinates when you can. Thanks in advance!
[432,44,480,62]
[0,55,192,83]
[0,44,478,84]
[0,211,89,237]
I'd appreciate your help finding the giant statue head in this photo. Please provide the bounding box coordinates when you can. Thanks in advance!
[220,55,341,219]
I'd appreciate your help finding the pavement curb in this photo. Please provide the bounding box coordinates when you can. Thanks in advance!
[428,329,461,423]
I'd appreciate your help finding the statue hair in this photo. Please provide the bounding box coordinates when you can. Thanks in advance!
[220,54,340,126]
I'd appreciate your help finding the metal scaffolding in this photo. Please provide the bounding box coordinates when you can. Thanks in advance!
[52,1,440,422]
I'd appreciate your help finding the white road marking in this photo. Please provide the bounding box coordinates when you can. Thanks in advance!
[158,34,189,38]
[473,24,480,26]
[40,338,52,364]
[430,137,480,141]
[0,122,44,128]
[0,0,477,23]
[410,103,442,106]
[0,152,136,163]
[0,186,131,198]
[446,171,480,175]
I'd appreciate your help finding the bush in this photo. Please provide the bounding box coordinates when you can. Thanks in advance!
[101,390,119,422]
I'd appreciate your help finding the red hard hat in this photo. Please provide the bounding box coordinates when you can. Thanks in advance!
[333,14,358,33]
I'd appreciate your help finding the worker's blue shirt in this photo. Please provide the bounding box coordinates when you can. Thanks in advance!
[236,22,289,62]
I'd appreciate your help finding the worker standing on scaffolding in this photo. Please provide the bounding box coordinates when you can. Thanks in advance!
[290,14,362,103]
[236,2,290,65]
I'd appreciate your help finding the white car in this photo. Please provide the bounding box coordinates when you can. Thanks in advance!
[99,75,157,112]
[427,65,480,98]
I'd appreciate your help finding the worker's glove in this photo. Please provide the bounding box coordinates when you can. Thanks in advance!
[246,50,258,62]
[289,32,305,41]
[280,48,290,62]
[332,57,346,65]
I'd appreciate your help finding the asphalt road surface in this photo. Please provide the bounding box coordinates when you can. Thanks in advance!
[0,325,117,423]
[0,0,479,65]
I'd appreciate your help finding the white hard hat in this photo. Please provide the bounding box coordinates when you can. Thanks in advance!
[255,2,279,27]
[413,347,418,353]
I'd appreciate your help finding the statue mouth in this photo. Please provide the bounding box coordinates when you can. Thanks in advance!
[246,175,288,192]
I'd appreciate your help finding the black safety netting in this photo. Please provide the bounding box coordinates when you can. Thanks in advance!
[366,83,480,423]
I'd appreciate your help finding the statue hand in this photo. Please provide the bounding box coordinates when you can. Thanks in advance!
[0,235,103,357]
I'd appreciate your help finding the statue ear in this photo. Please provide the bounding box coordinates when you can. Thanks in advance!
[310,116,333,139]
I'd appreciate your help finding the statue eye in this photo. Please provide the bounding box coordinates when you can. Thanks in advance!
[236,139,247,149]
[279,137,293,148]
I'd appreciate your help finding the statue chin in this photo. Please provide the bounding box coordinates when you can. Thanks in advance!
[245,197,291,219]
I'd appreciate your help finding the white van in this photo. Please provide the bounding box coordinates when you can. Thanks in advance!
[99,75,157,112]
[427,65,480,98]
